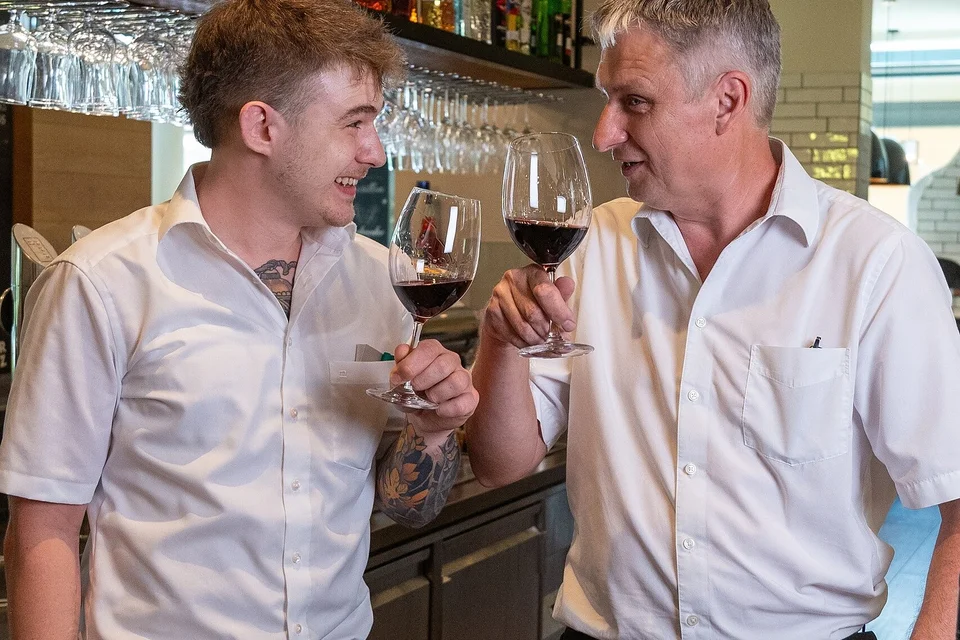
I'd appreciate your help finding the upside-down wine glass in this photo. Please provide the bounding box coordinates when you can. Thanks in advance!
[502,131,593,358]
[366,187,481,409]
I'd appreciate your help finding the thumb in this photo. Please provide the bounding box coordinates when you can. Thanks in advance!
[394,343,412,361]
[555,276,576,302]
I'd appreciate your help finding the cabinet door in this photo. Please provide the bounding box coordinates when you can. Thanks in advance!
[366,549,431,640]
[439,506,543,640]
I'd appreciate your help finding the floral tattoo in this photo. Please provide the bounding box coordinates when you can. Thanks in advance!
[376,425,461,528]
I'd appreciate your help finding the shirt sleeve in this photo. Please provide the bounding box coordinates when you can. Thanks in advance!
[856,232,960,509]
[529,247,585,451]
[530,358,571,450]
[0,261,121,504]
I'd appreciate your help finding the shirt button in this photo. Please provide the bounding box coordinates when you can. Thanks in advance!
[687,389,700,402]
[289,408,299,419]
[686,615,700,627]
[292,552,301,564]
[286,338,294,347]
[291,480,301,491]
[682,538,696,550]
[695,317,707,328]
[684,463,698,476]
[294,624,303,634]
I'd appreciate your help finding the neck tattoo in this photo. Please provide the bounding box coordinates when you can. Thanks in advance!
[255,259,298,317]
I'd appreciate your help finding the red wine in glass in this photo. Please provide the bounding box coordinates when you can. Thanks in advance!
[394,279,474,321]
[504,218,588,267]
[502,132,593,358]
[367,188,481,410]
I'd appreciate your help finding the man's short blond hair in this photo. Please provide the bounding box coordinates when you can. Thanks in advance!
[591,0,781,128]
[180,0,407,148]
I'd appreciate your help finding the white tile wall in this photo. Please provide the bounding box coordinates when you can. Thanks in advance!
[915,151,960,260]
[772,72,872,198]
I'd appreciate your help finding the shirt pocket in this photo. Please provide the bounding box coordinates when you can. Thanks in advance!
[326,361,396,472]
[328,361,395,387]
[741,345,851,466]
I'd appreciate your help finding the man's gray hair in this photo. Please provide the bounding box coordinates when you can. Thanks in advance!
[591,0,781,128]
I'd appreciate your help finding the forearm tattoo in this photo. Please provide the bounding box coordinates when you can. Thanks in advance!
[255,259,297,317]
[376,425,462,528]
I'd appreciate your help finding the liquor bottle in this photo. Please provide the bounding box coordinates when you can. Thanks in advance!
[493,0,508,47]
[355,0,391,12]
[519,0,532,54]
[551,0,563,62]
[533,0,551,57]
[392,0,413,19]
[421,0,455,30]
[505,0,520,51]
[466,0,492,43]
[560,0,572,66]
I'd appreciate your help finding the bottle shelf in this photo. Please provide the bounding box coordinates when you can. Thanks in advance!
[379,12,594,90]
[120,0,594,90]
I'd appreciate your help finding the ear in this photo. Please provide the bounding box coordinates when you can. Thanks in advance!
[238,101,286,156]
[715,71,751,135]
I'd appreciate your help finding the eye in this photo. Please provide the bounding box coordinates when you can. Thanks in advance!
[347,120,362,129]
[626,96,649,110]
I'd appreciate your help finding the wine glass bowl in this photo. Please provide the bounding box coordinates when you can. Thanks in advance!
[502,131,593,358]
[367,187,481,410]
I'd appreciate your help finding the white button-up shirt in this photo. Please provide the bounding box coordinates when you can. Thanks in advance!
[0,166,409,639]
[533,141,960,639]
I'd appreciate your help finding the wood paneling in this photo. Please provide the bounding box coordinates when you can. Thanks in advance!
[17,109,151,252]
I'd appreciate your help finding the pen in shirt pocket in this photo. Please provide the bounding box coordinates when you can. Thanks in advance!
[809,336,822,349]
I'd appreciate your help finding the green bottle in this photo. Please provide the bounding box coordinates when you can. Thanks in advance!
[534,0,550,57]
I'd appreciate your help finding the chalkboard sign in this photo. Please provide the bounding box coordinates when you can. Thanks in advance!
[353,165,393,247]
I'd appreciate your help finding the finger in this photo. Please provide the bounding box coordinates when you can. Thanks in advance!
[394,343,411,361]
[495,276,549,345]
[508,271,551,334]
[555,276,576,302]
[420,368,472,404]
[409,351,463,393]
[483,298,534,350]
[530,274,576,333]
[390,340,446,384]
[432,386,480,422]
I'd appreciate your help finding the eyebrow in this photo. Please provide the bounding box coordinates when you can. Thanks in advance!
[339,104,382,121]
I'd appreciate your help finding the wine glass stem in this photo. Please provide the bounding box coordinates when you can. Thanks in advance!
[399,320,426,394]
[544,267,564,345]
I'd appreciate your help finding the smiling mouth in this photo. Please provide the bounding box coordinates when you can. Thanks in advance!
[334,177,360,187]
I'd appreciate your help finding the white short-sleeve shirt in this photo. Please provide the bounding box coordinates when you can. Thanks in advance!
[0,165,410,639]
[532,141,960,639]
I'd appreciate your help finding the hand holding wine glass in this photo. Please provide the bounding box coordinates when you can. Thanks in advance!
[367,187,481,410]
[502,132,593,358]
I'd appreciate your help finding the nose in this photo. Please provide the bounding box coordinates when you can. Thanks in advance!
[361,126,387,168]
[592,103,628,153]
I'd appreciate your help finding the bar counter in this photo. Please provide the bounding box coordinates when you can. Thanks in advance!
[365,446,572,640]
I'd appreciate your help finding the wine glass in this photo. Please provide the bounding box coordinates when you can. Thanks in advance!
[366,187,481,409]
[502,131,593,358]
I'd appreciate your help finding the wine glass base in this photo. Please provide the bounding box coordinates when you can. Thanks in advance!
[518,341,594,359]
[366,386,439,410]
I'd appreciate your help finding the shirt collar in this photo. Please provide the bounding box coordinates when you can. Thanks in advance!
[157,163,208,243]
[158,162,358,254]
[630,138,820,248]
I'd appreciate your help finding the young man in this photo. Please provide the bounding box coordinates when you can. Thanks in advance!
[0,0,478,638]
[467,0,960,638]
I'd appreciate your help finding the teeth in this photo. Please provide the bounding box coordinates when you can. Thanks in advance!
[335,177,359,186]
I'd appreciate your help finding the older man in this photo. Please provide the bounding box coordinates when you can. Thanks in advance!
[467,0,960,638]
